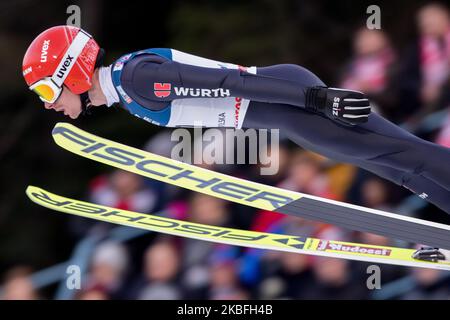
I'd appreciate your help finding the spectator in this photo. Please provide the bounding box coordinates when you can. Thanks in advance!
[305,256,369,299]
[187,193,229,226]
[76,288,110,300]
[360,177,394,211]
[1,266,39,300]
[90,170,157,213]
[258,250,315,299]
[180,194,233,298]
[182,193,231,270]
[252,139,292,186]
[435,109,450,147]
[84,241,130,299]
[144,129,186,206]
[341,28,397,119]
[282,150,335,198]
[208,248,249,300]
[135,240,182,300]
[417,3,450,106]
[69,170,158,238]
[398,268,450,299]
[398,3,450,122]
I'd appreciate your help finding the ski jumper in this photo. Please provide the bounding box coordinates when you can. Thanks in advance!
[105,48,450,214]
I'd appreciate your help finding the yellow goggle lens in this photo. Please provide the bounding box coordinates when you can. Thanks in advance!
[32,84,55,102]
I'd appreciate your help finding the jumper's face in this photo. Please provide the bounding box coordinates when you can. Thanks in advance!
[43,86,82,119]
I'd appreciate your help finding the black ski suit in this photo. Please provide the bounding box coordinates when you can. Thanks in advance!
[116,52,450,214]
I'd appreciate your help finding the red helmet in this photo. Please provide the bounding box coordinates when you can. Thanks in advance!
[22,25,100,98]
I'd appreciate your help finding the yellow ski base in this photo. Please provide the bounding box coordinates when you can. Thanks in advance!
[26,186,450,271]
[50,122,450,250]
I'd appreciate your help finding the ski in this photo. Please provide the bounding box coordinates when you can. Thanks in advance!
[26,186,450,271]
[51,122,450,249]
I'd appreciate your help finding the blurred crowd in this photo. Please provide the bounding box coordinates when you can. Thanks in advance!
[2,2,450,300]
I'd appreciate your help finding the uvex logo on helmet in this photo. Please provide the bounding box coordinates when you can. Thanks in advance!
[40,40,50,63]
[56,55,75,79]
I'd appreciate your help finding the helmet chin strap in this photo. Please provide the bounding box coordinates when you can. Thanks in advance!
[80,50,106,116]
[80,49,105,116]
[80,91,93,116]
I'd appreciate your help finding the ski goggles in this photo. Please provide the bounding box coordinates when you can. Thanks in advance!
[29,30,92,103]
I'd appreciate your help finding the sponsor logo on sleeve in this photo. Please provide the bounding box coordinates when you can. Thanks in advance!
[218,112,226,127]
[154,83,231,99]
[154,83,172,98]
[116,85,133,104]
[121,53,132,61]
[113,61,124,71]
[234,97,242,128]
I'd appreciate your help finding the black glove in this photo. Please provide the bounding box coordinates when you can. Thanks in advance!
[305,86,371,126]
